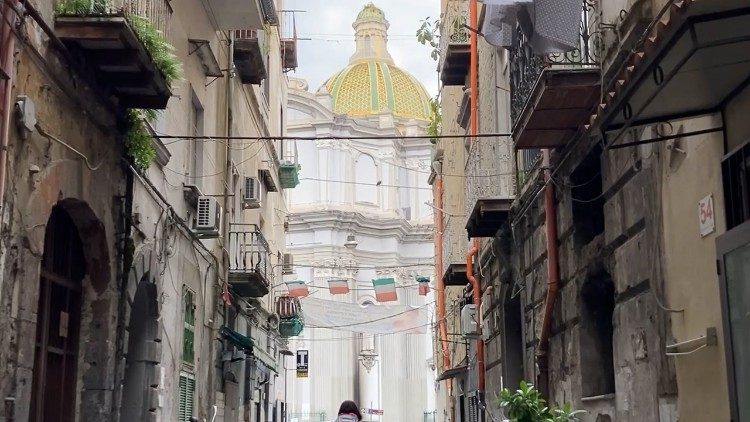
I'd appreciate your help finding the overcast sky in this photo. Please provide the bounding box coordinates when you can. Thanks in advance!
[283,0,441,96]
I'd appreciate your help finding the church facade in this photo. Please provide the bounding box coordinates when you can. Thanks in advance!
[283,4,437,421]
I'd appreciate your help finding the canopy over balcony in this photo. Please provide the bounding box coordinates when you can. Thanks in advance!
[443,263,468,287]
[465,198,512,238]
[592,0,750,145]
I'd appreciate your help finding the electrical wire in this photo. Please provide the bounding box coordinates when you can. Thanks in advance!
[304,300,434,329]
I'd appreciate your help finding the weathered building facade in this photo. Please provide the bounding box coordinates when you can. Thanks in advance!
[432,0,750,421]
[0,0,297,420]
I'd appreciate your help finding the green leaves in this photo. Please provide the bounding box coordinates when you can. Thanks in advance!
[427,97,441,142]
[498,381,584,422]
[125,109,156,171]
[126,14,182,87]
[416,17,441,62]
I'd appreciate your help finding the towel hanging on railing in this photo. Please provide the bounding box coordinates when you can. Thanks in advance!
[483,0,582,54]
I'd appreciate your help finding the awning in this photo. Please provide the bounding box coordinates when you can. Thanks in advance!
[443,263,469,287]
[465,198,512,238]
[482,0,582,54]
[220,326,254,351]
[437,364,469,381]
[592,0,750,144]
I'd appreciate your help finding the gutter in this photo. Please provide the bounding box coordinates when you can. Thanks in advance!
[0,0,16,225]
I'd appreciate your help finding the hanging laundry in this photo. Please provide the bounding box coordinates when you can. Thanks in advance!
[483,0,581,54]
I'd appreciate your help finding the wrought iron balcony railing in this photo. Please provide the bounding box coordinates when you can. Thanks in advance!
[510,0,601,125]
[228,224,271,295]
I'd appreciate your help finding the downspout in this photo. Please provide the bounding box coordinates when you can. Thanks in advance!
[536,149,559,397]
[0,0,17,225]
[467,0,485,394]
[433,173,453,408]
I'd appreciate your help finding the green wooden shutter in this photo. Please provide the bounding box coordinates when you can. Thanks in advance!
[178,372,195,421]
[183,289,195,364]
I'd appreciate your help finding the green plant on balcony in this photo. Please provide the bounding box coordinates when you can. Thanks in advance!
[55,0,182,170]
[499,381,585,422]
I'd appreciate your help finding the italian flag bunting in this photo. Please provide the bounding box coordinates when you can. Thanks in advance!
[328,279,350,295]
[417,276,430,296]
[285,280,309,298]
[373,277,397,302]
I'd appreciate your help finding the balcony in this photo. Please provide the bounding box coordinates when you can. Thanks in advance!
[234,29,268,85]
[439,1,470,86]
[55,15,172,109]
[209,0,277,30]
[280,11,299,72]
[510,0,601,150]
[228,224,271,297]
[278,142,300,189]
[443,263,468,287]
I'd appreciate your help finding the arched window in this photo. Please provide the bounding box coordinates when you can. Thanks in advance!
[355,154,378,204]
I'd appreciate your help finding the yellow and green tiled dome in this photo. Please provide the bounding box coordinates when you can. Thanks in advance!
[319,3,432,121]
[323,61,432,121]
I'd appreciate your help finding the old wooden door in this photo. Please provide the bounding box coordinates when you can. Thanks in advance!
[30,206,85,422]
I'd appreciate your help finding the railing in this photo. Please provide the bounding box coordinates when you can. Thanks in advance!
[518,149,543,186]
[123,0,173,40]
[438,0,469,70]
[228,224,270,283]
[509,0,601,125]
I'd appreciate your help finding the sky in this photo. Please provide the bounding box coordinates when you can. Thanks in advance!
[282,0,441,97]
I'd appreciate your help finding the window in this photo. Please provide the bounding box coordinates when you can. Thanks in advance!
[722,141,750,230]
[183,289,196,364]
[187,90,205,189]
[716,220,750,421]
[579,272,615,397]
[178,372,196,421]
[355,154,378,204]
[571,145,604,246]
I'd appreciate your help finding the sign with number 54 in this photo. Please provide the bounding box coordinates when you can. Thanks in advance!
[698,194,715,237]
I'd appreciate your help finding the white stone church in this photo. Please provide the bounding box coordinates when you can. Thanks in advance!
[283,3,437,421]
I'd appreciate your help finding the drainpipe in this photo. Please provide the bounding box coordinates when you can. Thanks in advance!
[466,0,485,395]
[0,0,17,225]
[433,173,454,411]
[536,149,559,398]
[465,239,484,392]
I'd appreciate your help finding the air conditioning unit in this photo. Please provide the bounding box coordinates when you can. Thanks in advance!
[282,253,294,275]
[194,196,221,238]
[461,304,480,338]
[243,176,262,209]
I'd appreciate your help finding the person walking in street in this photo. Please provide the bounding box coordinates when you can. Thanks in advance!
[336,400,363,421]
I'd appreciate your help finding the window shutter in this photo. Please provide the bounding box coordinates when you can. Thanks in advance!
[183,289,196,364]
[178,372,196,421]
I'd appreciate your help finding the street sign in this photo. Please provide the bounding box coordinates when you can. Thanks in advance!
[361,408,384,415]
[296,350,309,378]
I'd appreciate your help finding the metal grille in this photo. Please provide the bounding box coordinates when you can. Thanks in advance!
[196,197,211,227]
[123,0,173,41]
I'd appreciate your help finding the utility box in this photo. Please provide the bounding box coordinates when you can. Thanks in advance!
[461,304,479,338]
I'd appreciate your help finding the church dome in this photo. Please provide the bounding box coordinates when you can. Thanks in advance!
[323,60,431,121]
[318,3,432,122]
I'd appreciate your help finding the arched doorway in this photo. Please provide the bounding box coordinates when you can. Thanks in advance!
[120,277,160,421]
[30,205,86,422]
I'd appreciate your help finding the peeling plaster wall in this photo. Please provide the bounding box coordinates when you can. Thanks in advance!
[0,6,125,419]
